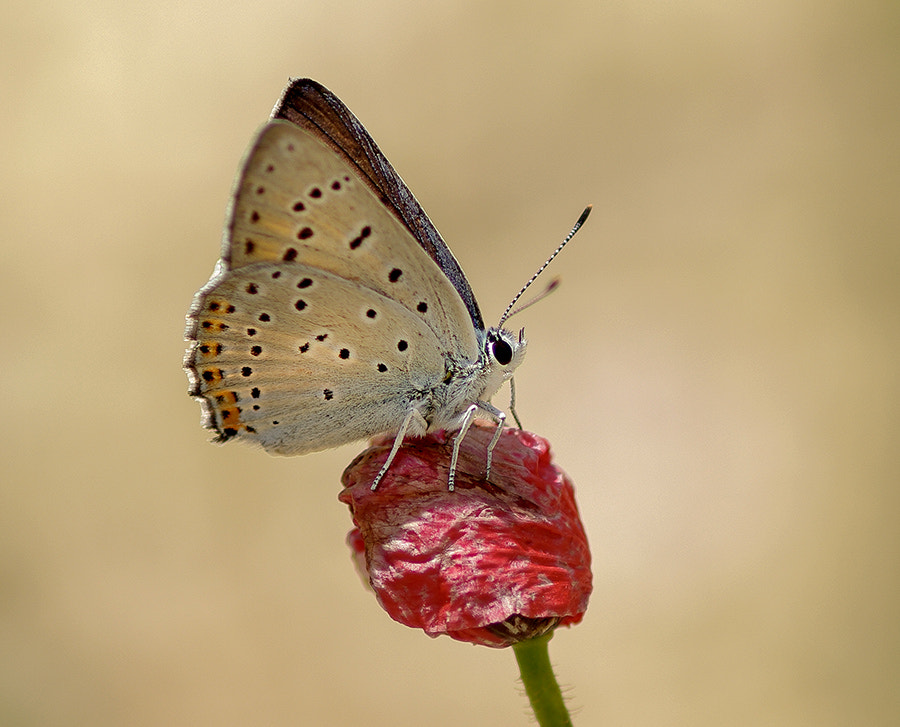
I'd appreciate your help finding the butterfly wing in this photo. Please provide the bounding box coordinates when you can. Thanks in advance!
[186,261,448,454]
[186,121,480,454]
[222,121,477,353]
[271,78,485,331]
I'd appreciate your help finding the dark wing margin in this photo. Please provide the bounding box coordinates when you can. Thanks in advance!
[270,77,484,331]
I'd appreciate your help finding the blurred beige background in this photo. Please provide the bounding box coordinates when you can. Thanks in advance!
[2,1,898,725]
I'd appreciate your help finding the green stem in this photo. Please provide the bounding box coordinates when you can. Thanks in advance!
[512,632,573,727]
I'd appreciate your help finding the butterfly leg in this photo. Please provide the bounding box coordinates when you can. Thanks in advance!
[371,407,426,490]
[448,401,509,490]
[475,401,506,483]
[508,377,523,429]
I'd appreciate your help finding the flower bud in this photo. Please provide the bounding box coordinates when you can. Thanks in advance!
[339,423,592,647]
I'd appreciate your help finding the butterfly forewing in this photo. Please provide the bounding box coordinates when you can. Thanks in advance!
[226,122,477,355]
[272,79,485,331]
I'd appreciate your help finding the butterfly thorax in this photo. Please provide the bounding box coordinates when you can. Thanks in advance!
[422,326,526,432]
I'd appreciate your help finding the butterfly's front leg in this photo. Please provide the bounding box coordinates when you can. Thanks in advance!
[448,401,506,491]
[508,377,523,429]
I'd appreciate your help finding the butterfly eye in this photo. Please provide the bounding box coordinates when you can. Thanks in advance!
[491,338,513,366]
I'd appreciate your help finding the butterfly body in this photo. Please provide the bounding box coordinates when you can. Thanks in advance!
[186,104,526,469]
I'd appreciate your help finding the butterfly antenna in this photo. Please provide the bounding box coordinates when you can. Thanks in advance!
[497,205,592,328]
[505,277,561,321]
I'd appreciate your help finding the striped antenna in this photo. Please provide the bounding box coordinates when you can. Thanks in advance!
[497,205,592,328]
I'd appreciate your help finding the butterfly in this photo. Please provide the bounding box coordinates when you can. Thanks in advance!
[185,78,589,489]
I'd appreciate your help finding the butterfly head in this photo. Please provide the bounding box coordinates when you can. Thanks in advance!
[477,326,527,399]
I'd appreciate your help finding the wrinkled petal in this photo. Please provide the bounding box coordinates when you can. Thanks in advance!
[340,423,592,647]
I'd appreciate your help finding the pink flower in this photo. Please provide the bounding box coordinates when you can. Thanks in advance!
[339,422,592,648]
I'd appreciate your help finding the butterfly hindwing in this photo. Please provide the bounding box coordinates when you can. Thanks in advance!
[186,261,447,454]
